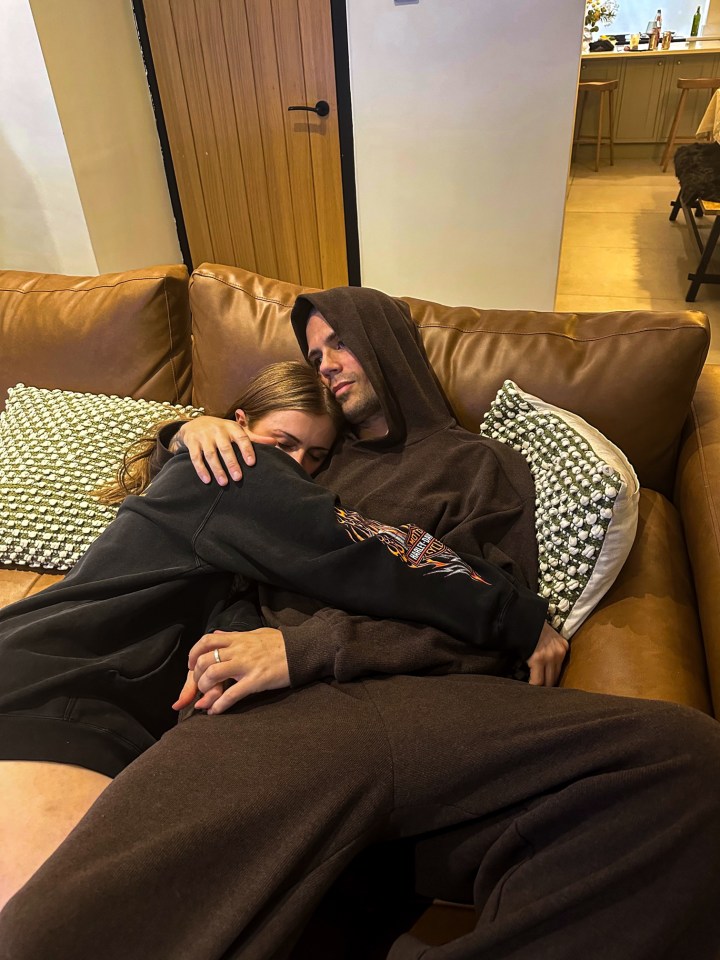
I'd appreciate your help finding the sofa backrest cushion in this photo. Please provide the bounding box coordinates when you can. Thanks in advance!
[410,298,709,498]
[190,263,710,495]
[0,265,192,410]
[190,265,310,415]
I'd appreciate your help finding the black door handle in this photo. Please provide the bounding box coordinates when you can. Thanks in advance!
[287,100,330,117]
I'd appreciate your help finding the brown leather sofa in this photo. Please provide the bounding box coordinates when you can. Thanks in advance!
[1,260,718,946]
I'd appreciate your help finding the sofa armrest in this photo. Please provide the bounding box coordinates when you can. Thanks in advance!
[675,363,720,713]
[560,490,712,713]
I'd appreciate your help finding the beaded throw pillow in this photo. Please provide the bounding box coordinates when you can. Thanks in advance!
[479,381,639,639]
[0,385,202,572]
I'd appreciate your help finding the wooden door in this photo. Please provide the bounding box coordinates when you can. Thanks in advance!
[141,0,348,287]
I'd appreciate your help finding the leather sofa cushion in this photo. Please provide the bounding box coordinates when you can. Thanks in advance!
[190,264,309,415]
[190,264,709,497]
[410,302,708,500]
[676,364,720,713]
[0,569,63,608]
[0,264,192,410]
[561,489,712,713]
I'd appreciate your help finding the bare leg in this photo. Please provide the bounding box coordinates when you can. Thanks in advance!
[0,760,110,911]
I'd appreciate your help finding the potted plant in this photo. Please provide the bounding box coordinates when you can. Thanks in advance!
[584,0,619,51]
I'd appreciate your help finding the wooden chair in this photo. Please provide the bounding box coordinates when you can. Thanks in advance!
[669,141,720,300]
[661,77,720,172]
[574,80,619,172]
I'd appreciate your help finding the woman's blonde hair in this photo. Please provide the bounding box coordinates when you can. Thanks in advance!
[95,360,343,505]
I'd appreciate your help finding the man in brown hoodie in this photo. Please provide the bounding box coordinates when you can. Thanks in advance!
[2,287,719,960]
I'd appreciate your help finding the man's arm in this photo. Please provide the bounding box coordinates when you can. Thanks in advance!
[279,605,565,688]
[179,608,566,715]
[151,417,256,485]
[527,622,568,686]
[279,607,538,686]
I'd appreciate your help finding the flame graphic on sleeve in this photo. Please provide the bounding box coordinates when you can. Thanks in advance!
[335,508,489,584]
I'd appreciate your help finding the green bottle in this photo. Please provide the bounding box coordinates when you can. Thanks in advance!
[691,5,701,36]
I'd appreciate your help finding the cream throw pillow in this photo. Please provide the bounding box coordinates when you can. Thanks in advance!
[480,381,640,639]
[0,385,201,572]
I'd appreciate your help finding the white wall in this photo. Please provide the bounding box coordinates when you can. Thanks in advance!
[704,0,720,31]
[0,0,180,278]
[346,0,585,309]
[2,0,582,296]
[0,0,97,274]
[30,0,182,274]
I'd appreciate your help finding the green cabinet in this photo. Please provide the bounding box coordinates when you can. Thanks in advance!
[615,56,666,140]
[575,52,720,144]
[658,55,720,141]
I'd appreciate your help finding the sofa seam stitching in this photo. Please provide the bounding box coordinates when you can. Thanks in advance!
[163,277,180,403]
[0,275,173,296]
[415,322,708,344]
[191,271,300,308]
[690,400,720,549]
[188,274,708,345]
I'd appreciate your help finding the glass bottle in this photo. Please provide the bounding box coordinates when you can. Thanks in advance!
[647,9,662,50]
[691,6,701,36]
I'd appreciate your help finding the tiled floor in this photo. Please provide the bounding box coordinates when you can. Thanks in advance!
[556,157,720,364]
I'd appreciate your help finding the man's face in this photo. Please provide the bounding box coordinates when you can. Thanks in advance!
[305,311,386,438]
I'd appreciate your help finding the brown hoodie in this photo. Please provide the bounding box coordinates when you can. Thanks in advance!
[266,286,548,685]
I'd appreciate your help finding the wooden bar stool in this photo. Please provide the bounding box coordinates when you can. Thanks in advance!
[574,80,618,172]
[661,77,720,172]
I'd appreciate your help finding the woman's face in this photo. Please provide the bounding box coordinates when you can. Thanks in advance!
[235,409,337,475]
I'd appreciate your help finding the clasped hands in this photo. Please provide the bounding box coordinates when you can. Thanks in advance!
[172,627,290,716]
[172,621,567,717]
[171,419,567,710]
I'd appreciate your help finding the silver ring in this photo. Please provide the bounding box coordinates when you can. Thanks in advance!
[213,648,222,664]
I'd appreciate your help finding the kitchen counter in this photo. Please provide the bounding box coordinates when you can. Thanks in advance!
[576,42,720,157]
[583,39,720,59]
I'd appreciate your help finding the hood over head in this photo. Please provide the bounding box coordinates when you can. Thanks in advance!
[291,286,454,447]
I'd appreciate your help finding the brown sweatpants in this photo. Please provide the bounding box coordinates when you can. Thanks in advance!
[1,675,720,960]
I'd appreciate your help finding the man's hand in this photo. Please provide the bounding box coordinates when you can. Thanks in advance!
[172,628,291,715]
[173,416,267,486]
[527,622,569,687]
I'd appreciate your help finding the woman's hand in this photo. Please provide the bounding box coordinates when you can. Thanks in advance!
[527,622,569,687]
[173,416,267,486]
[172,669,213,713]
[173,628,291,715]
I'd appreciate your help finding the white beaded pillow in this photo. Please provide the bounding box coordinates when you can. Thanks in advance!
[480,381,639,639]
[0,385,201,572]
